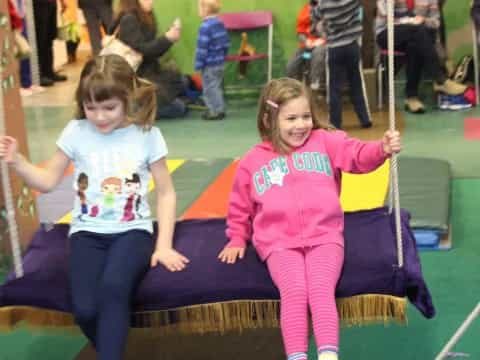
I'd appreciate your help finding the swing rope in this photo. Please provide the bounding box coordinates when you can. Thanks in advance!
[0,20,24,278]
[386,0,404,268]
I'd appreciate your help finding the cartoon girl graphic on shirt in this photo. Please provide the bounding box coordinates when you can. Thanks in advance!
[90,176,122,220]
[76,172,89,219]
[121,173,141,222]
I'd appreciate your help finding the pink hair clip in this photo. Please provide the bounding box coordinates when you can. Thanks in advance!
[266,99,278,109]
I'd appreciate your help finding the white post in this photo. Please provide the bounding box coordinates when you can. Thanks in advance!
[435,302,479,360]
[472,25,480,106]
[267,23,273,82]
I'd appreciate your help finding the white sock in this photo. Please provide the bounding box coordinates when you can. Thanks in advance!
[317,350,338,360]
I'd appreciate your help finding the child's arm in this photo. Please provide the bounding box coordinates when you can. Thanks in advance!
[224,30,230,57]
[149,157,189,271]
[323,130,401,174]
[218,165,253,264]
[194,23,209,71]
[118,14,175,58]
[0,136,70,193]
[310,3,326,39]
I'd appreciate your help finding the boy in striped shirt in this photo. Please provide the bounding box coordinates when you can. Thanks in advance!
[195,0,230,120]
[311,0,372,130]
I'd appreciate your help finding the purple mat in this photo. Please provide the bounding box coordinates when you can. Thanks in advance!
[0,207,435,321]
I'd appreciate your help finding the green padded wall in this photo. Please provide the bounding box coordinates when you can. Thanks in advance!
[152,0,305,79]
[150,0,474,80]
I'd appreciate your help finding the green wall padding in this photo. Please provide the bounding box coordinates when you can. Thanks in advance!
[150,0,475,78]
[152,0,306,80]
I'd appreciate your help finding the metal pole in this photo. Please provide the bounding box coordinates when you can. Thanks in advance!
[435,302,480,360]
[472,25,480,106]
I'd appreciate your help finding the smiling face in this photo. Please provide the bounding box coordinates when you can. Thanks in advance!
[83,97,128,134]
[276,95,313,150]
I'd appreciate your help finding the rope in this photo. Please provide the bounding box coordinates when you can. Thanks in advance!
[21,0,40,86]
[386,0,404,268]
[0,18,24,278]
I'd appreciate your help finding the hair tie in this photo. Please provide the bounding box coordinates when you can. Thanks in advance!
[266,99,278,109]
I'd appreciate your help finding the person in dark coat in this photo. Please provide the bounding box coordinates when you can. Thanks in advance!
[78,0,113,55]
[115,0,188,119]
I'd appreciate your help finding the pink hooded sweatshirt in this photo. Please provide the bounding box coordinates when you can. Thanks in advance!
[226,129,389,261]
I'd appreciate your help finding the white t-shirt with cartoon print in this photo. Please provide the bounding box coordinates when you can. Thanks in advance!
[57,120,168,235]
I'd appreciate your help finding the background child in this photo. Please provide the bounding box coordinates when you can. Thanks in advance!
[195,0,230,120]
[218,78,401,360]
[0,54,189,360]
[286,1,327,90]
[311,0,372,129]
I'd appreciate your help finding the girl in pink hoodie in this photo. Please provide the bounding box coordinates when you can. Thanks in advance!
[218,78,402,360]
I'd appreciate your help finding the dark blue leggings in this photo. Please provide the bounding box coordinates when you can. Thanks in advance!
[69,230,153,360]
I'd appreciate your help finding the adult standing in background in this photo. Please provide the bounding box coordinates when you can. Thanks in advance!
[32,0,68,86]
[78,0,113,55]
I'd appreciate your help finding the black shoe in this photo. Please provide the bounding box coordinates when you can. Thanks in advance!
[202,111,225,120]
[361,122,373,129]
[40,76,54,87]
[51,73,67,82]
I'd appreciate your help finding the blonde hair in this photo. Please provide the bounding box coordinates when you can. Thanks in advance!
[199,0,221,15]
[257,78,333,153]
[75,54,157,130]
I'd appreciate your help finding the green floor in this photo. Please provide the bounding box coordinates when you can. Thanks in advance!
[1,104,480,359]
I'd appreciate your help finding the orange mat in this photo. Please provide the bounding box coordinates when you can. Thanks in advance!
[181,160,239,219]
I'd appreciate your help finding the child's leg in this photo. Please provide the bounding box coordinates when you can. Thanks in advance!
[212,65,226,113]
[96,230,153,360]
[305,243,344,357]
[202,65,225,114]
[326,47,345,129]
[69,232,110,346]
[266,248,309,360]
[286,49,305,81]
[203,65,225,114]
[310,46,327,88]
[344,41,372,127]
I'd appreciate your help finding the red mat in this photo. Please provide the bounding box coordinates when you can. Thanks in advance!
[464,118,480,140]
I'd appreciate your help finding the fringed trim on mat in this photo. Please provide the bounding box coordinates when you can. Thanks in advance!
[337,294,407,326]
[131,300,281,335]
[0,306,78,332]
[0,295,406,334]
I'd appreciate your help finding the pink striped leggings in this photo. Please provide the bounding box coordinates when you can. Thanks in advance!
[266,243,344,356]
